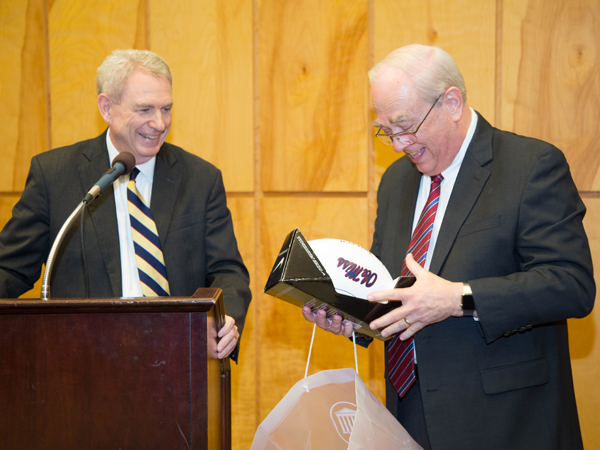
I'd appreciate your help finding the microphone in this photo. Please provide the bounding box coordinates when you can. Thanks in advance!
[83,152,136,204]
[42,151,136,299]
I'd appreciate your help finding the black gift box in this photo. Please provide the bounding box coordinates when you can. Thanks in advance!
[264,228,415,341]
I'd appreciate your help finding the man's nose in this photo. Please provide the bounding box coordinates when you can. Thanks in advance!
[392,134,417,152]
[149,111,166,131]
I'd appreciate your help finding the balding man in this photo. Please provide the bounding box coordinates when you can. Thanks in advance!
[304,44,594,449]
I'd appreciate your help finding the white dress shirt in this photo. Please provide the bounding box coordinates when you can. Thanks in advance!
[106,129,157,297]
[412,108,478,361]
[412,108,478,270]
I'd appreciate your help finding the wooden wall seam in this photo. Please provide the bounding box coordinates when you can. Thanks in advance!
[43,0,51,153]
[252,0,262,429]
[495,0,503,129]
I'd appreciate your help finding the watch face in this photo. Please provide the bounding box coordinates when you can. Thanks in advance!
[462,294,475,312]
[462,283,475,312]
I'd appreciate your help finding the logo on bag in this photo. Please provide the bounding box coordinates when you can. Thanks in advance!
[330,402,357,444]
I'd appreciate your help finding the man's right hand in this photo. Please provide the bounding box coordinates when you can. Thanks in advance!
[302,306,354,338]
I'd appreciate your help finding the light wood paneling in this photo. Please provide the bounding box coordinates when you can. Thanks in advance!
[0,0,28,182]
[258,0,369,192]
[501,0,600,191]
[227,196,258,447]
[150,0,254,193]
[49,0,145,148]
[257,196,385,423]
[1,2,599,449]
[373,0,496,184]
[570,195,600,449]
[0,0,49,191]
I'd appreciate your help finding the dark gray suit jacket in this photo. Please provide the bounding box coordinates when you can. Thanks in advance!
[371,113,595,449]
[0,131,251,341]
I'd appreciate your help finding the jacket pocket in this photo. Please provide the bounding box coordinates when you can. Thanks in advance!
[457,214,501,240]
[169,211,204,232]
[480,358,549,394]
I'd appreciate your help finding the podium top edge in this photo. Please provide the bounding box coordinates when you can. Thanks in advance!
[0,291,221,315]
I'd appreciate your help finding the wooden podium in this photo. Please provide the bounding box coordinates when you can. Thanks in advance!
[0,288,231,450]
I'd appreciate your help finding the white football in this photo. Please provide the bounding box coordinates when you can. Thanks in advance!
[307,239,395,299]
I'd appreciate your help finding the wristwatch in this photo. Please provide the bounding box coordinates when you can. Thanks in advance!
[461,282,476,317]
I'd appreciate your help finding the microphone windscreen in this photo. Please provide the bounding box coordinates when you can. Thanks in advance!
[112,152,136,176]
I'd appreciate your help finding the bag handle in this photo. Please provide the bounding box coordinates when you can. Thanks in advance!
[304,323,359,382]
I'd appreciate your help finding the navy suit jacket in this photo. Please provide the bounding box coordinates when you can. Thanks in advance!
[371,113,595,449]
[0,131,251,341]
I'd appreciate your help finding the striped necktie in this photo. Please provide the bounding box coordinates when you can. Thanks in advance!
[387,174,443,398]
[127,168,170,297]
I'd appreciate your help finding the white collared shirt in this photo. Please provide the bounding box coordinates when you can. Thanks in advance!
[412,107,478,270]
[106,129,157,297]
[412,109,479,361]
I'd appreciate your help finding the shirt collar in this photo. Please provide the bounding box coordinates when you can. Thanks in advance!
[441,107,478,179]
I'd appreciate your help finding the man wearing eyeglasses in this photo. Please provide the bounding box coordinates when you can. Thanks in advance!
[304,44,594,449]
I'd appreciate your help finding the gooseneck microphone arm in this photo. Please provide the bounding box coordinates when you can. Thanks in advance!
[41,152,136,300]
[41,202,86,300]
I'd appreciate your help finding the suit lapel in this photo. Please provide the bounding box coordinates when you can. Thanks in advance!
[429,112,494,275]
[150,144,181,244]
[78,132,122,296]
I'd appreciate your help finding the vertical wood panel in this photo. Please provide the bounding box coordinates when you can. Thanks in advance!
[257,197,385,422]
[226,196,257,449]
[0,0,49,191]
[149,0,254,192]
[501,0,600,191]
[570,196,600,449]
[373,0,496,184]
[258,0,369,192]
[49,0,145,148]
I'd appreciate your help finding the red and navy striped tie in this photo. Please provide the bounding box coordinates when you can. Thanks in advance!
[387,174,443,398]
[127,168,170,297]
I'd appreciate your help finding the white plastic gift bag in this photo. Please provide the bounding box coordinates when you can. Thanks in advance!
[250,326,422,450]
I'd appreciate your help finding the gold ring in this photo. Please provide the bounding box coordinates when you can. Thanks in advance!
[404,317,412,327]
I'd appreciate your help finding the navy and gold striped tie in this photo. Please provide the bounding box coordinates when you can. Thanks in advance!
[127,168,170,297]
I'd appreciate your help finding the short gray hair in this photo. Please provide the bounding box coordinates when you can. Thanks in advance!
[96,49,172,103]
[369,44,467,103]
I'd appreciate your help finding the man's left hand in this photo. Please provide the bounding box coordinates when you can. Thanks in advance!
[367,253,464,340]
[217,315,239,359]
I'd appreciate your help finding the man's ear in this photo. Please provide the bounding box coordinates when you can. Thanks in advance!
[97,94,113,125]
[442,87,464,122]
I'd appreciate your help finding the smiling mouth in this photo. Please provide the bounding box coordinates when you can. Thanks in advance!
[139,133,159,140]
[405,147,425,157]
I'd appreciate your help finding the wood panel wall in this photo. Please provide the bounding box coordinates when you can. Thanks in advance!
[1,0,598,448]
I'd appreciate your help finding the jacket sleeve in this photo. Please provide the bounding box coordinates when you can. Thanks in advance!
[203,170,252,355]
[0,156,51,298]
[472,146,595,343]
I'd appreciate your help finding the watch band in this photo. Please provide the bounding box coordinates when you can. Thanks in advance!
[461,282,475,317]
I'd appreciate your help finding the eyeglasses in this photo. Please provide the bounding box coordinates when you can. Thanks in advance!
[375,95,442,146]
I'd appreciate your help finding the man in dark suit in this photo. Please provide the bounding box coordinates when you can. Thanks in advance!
[0,49,251,360]
[304,44,595,449]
